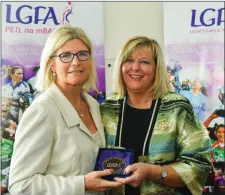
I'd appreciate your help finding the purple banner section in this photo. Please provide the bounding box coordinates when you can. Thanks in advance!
[2,41,106,93]
[165,41,224,122]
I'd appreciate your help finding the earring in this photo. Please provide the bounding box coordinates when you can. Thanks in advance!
[53,72,56,77]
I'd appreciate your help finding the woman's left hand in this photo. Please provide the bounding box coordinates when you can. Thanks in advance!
[114,163,151,187]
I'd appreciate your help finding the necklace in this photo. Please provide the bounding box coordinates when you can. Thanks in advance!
[119,96,159,156]
[78,96,84,118]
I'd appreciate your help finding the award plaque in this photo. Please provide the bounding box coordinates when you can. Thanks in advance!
[94,148,133,181]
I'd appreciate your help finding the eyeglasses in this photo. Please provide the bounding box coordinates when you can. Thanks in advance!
[52,51,90,63]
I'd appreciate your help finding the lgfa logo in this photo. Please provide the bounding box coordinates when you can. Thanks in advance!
[5,1,73,25]
[191,7,224,27]
[61,1,73,24]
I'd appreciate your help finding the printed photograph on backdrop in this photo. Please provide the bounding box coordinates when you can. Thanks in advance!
[164,2,224,194]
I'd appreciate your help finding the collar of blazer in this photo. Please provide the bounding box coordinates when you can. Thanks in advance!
[46,83,100,129]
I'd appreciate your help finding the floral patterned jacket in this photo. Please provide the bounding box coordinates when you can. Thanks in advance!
[100,92,212,195]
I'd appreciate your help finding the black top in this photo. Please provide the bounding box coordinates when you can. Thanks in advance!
[120,99,160,195]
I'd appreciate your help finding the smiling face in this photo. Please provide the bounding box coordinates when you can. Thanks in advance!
[2,98,10,117]
[122,47,156,94]
[216,126,225,143]
[51,39,90,89]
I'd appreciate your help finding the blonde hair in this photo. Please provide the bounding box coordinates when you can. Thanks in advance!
[113,36,171,99]
[37,24,97,92]
[8,66,23,80]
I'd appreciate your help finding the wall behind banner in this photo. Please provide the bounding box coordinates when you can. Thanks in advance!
[104,2,164,97]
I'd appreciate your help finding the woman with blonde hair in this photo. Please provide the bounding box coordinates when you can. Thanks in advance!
[8,24,122,195]
[101,36,212,195]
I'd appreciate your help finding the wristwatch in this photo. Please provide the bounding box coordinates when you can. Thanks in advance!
[160,165,168,180]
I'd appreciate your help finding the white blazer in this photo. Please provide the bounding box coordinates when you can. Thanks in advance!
[9,83,106,195]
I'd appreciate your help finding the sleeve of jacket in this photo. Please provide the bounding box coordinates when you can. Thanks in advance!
[8,104,85,195]
[170,102,212,195]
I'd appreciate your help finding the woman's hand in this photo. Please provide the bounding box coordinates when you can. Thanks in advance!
[115,163,185,188]
[84,169,124,191]
[114,163,151,187]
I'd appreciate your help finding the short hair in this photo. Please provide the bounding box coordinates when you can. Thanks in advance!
[113,36,171,98]
[10,66,22,75]
[37,24,97,92]
[1,127,11,140]
[2,119,13,128]
[215,124,225,133]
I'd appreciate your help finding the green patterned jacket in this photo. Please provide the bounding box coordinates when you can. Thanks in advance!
[100,91,212,195]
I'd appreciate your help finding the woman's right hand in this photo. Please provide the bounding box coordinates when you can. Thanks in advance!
[84,169,123,191]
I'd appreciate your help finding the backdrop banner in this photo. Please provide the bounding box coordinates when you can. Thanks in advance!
[1,1,105,194]
[164,2,224,193]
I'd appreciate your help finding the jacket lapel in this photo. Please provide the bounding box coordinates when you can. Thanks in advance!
[47,83,105,146]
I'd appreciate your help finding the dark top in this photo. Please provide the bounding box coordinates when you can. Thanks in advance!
[120,99,160,195]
